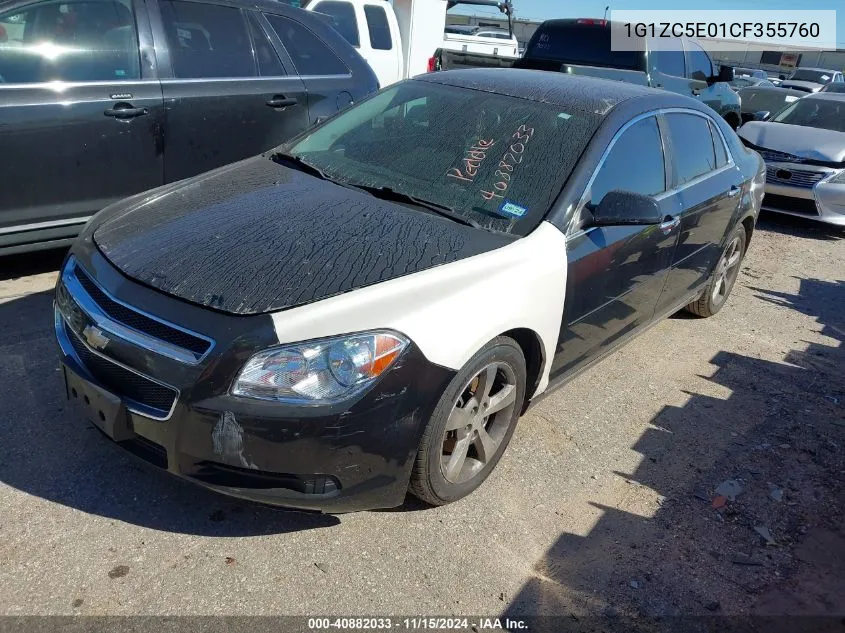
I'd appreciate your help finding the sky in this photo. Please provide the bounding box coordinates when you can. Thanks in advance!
[454,0,845,46]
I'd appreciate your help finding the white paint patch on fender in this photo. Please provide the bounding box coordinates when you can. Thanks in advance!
[270,221,568,397]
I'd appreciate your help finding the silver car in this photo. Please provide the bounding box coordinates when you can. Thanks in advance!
[780,67,845,93]
[738,93,845,226]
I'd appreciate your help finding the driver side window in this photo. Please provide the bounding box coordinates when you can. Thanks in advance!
[589,116,666,208]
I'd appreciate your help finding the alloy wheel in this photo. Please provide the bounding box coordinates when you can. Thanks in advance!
[712,235,743,306]
[440,362,518,485]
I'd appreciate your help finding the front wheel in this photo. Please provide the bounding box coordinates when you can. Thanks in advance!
[409,337,526,506]
[686,223,747,317]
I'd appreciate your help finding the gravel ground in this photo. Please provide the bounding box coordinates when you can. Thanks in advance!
[0,213,842,624]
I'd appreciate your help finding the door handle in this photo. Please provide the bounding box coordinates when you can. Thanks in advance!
[659,215,681,233]
[727,185,741,197]
[104,103,148,119]
[691,88,702,96]
[266,96,298,108]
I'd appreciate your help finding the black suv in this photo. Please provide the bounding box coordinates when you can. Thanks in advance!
[0,0,377,254]
[516,19,741,129]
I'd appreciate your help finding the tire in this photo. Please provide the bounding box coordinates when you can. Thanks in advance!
[409,336,527,506]
[686,223,747,317]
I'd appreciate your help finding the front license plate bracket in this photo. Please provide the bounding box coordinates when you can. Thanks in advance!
[64,365,133,442]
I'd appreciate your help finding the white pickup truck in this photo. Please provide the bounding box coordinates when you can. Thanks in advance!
[289,0,514,87]
[442,25,519,58]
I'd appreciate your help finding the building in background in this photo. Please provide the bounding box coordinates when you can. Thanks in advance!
[707,46,845,76]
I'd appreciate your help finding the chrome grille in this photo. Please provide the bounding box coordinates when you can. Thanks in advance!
[765,166,827,189]
[74,267,211,356]
[758,148,805,164]
[65,320,178,416]
[60,258,213,365]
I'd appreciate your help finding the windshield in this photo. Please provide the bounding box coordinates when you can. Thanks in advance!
[772,98,845,132]
[788,69,834,84]
[739,88,801,115]
[284,81,601,235]
[731,77,756,88]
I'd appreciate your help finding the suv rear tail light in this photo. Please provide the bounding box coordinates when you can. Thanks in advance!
[576,18,607,26]
[427,56,438,72]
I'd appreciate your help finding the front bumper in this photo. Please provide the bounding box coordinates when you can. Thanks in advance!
[761,162,845,226]
[54,248,454,512]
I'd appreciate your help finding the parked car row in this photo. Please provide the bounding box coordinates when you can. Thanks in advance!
[439,18,744,129]
[0,0,378,255]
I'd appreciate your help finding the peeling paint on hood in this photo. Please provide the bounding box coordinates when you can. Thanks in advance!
[92,156,514,315]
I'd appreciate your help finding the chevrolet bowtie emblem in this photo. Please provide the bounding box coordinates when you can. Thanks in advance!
[82,325,111,351]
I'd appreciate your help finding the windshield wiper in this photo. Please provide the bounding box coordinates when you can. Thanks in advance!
[346,183,483,230]
[270,151,335,182]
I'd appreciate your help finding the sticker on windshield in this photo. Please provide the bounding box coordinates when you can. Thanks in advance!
[785,95,799,102]
[558,112,572,120]
[821,75,830,81]
[499,201,527,218]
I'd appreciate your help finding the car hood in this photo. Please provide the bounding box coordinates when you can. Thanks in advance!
[738,122,845,163]
[779,80,822,92]
[92,156,514,315]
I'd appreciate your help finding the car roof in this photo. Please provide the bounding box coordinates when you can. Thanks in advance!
[738,86,805,96]
[417,68,690,116]
[803,92,845,102]
[793,67,839,72]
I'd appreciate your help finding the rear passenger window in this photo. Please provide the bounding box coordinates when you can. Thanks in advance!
[590,117,666,207]
[246,12,285,76]
[312,0,358,47]
[685,40,712,81]
[709,120,729,168]
[664,113,717,185]
[0,0,140,84]
[363,4,391,50]
[160,1,255,78]
[265,14,348,76]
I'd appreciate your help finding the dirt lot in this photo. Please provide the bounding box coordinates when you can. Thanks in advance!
[0,213,843,628]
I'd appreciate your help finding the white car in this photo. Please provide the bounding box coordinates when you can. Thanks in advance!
[738,93,845,226]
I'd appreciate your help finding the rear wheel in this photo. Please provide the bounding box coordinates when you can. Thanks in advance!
[686,224,747,317]
[409,337,526,506]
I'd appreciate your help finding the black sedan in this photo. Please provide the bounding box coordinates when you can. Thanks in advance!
[54,70,765,512]
[0,0,377,255]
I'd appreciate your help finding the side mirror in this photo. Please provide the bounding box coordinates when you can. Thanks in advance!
[752,110,771,121]
[713,65,734,83]
[590,190,662,227]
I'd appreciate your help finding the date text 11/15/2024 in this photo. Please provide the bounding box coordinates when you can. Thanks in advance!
[306,617,529,630]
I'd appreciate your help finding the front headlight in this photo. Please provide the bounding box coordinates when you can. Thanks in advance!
[826,169,845,184]
[231,331,409,404]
